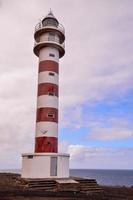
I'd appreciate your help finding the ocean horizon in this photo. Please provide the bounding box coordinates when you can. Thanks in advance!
[0,168,133,187]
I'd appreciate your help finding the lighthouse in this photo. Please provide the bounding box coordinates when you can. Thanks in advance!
[21,11,70,179]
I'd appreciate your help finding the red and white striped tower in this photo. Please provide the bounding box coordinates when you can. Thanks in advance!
[34,11,63,154]
[22,11,69,179]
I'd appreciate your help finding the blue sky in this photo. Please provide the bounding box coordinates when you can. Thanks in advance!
[0,0,133,169]
[59,92,133,147]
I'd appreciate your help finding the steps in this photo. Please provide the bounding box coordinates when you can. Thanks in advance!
[75,178,103,193]
[23,179,56,191]
[55,179,79,192]
[22,177,103,194]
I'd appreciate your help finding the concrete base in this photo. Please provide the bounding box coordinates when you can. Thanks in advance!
[21,153,70,179]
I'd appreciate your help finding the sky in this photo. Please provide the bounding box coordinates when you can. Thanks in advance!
[0,0,133,169]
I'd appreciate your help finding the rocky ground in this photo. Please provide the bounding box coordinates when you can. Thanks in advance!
[0,173,132,200]
[102,185,133,200]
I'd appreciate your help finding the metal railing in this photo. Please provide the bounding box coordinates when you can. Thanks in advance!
[34,37,65,49]
[35,22,65,34]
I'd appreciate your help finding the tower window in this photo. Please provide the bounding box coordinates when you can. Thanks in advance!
[48,32,55,42]
[47,112,55,118]
[42,19,58,27]
[49,72,55,76]
[49,53,55,57]
[28,155,33,159]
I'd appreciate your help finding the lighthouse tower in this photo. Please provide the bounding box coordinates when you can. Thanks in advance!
[21,11,70,179]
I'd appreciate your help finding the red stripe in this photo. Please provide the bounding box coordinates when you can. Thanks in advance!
[39,60,59,74]
[36,107,58,123]
[38,83,58,97]
[35,136,58,153]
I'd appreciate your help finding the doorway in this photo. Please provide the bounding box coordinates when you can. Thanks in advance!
[50,157,57,176]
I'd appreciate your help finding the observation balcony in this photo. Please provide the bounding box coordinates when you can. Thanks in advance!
[33,37,65,58]
[34,22,65,44]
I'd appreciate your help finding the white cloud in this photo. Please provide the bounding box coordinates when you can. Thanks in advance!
[87,117,133,141]
[59,0,133,111]
[88,126,133,141]
[59,142,133,169]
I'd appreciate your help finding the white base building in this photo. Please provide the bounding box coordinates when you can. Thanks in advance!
[22,153,70,179]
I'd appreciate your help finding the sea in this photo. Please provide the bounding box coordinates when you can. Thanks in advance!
[0,169,133,187]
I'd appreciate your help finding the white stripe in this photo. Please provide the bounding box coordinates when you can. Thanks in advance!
[38,71,58,85]
[37,95,58,109]
[36,122,58,137]
[39,46,59,63]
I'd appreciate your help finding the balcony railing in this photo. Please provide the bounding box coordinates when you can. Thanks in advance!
[34,37,65,49]
[35,22,65,35]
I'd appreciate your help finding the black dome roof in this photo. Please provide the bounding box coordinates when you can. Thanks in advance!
[42,10,59,24]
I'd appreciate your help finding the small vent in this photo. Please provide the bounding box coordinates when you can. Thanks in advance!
[48,113,55,118]
[48,92,54,96]
[28,155,33,159]
[47,141,51,145]
[49,53,55,57]
[49,72,55,76]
